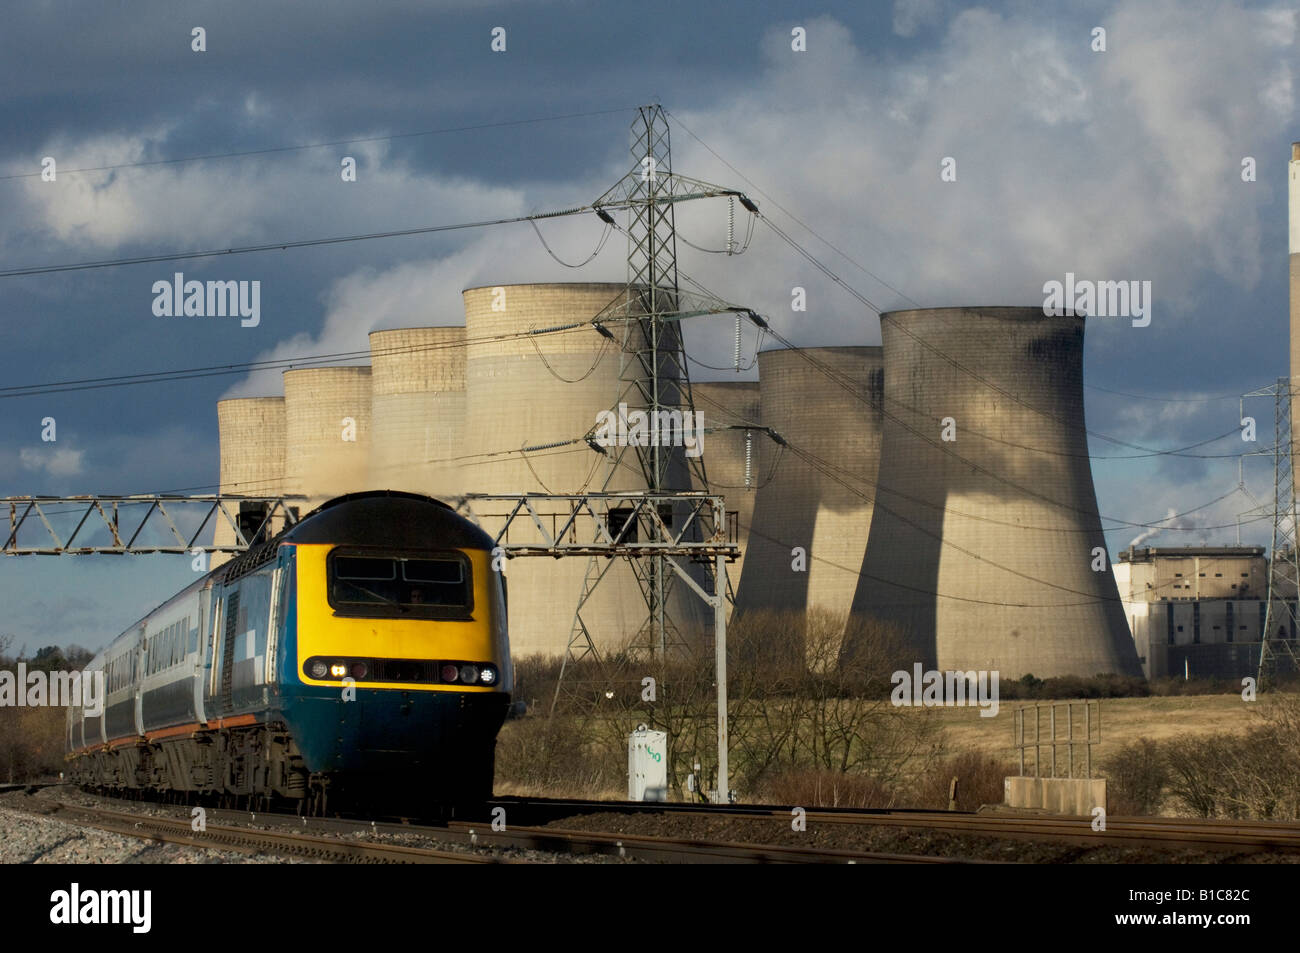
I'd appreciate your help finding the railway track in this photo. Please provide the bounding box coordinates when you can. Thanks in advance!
[32,800,499,864]
[163,804,981,864]
[433,819,986,863]
[15,786,1297,861]
[4,790,988,864]
[490,796,1300,855]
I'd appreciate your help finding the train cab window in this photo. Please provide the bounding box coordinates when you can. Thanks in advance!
[327,550,473,620]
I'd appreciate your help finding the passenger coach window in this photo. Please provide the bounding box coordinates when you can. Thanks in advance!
[327,551,472,619]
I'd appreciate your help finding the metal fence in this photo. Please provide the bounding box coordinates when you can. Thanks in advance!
[1013,700,1100,779]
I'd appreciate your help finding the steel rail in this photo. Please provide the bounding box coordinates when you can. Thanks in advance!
[489,796,1300,854]
[40,801,498,864]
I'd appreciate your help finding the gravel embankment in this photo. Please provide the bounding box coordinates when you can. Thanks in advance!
[0,803,312,864]
[536,811,1300,864]
[1,786,634,864]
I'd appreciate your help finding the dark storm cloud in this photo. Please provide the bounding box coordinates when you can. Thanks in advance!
[0,0,1295,649]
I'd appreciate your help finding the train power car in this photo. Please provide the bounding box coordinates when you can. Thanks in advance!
[65,490,512,815]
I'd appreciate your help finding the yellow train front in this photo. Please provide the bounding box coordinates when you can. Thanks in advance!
[67,490,512,816]
[275,491,512,812]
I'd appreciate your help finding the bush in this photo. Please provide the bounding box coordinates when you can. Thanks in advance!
[756,769,895,809]
[0,637,87,782]
[997,673,1151,700]
[910,751,1015,811]
[1162,695,1300,819]
[493,713,623,799]
[1101,739,1166,815]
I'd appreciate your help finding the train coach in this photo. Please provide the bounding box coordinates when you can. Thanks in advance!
[66,490,513,815]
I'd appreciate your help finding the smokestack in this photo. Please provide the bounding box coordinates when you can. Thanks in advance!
[1291,142,1300,502]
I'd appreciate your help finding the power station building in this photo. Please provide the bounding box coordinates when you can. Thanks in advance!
[214,289,1187,679]
[846,307,1142,680]
[1114,546,1295,679]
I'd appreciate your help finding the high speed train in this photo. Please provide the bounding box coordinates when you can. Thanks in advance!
[65,491,512,815]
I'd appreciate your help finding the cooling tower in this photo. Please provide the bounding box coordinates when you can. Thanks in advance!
[213,396,286,566]
[1290,142,1300,501]
[733,348,883,625]
[690,381,761,596]
[847,307,1142,679]
[369,327,466,498]
[283,366,372,508]
[462,282,707,659]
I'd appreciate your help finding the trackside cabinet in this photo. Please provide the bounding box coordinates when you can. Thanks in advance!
[628,725,668,801]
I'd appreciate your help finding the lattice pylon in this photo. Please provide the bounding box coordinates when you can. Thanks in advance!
[1256,378,1300,685]
[558,105,719,668]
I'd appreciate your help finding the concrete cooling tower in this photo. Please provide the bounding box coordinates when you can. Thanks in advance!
[213,396,286,566]
[369,327,466,498]
[461,282,708,659]
[733,347,883,623]
[846,307,1141,679]
[690,381,761,597]
[283,366,372,509]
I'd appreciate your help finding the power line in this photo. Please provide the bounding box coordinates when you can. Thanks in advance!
[638,199,1256,464]
[667,113,1259,411]
[598,443,1127,608]
[666,110,922,309]
[0,207,594,279]
[0,106,641,182]
[0,320,601,400]
[1083,383,1246,403]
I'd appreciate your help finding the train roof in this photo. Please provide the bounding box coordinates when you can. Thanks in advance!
[220,490,494,581]
[86,492,494,667]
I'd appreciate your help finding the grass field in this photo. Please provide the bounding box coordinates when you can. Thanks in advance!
[936,692,1265,765]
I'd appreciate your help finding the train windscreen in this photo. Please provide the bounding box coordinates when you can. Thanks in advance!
[327,551,472,618]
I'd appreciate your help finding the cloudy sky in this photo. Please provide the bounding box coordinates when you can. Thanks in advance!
[0,0,1295,653]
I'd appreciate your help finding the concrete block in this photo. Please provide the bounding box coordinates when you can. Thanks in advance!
[1003,776,1106,815]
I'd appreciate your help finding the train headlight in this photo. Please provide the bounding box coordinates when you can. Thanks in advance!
[330,664,347,678]
[479,666,497,686]
[309,660,328,679]
[459,664,479,684]
[441,663,460,683]
[350,661,369,680]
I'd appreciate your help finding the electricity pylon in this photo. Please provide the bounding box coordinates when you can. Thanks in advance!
[1246,379,1300,685]
[557,106,756,678]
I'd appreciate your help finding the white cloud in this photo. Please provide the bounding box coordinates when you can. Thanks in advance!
[219,211,626,399]
[6,135,526,256]
[893,0,944,38]
[11,3,1292,381]
[19,446,84,477]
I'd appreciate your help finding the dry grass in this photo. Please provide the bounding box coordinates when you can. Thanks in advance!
[933,692,1261,766]
[757,769,895,809]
